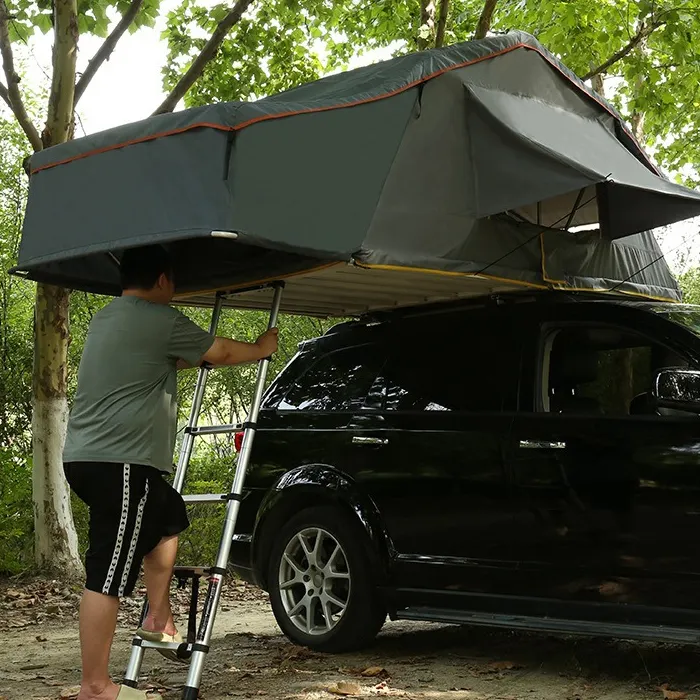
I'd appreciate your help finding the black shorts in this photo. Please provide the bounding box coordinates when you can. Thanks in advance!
[64,462,189,597]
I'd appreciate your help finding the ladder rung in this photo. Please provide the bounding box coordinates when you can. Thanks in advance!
[182,493,229,504]
[139,640,184,651]
[174,566,210,577]
[187,424,241,436]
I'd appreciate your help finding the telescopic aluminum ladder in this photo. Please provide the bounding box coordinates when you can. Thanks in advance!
[122,281,285,700]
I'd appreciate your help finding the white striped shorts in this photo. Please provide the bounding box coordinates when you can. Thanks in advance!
[64,462,189,597]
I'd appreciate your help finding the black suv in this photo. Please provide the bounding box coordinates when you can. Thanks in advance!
[229,293,700,652]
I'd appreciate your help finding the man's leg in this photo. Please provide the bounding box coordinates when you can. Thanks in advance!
[78,589,120,700]
[141,535,179,636]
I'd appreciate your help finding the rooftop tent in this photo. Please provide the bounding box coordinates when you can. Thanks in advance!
[14,31,698,314]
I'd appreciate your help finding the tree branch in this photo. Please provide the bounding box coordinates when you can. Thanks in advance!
[417,0,436,51]
[582,19,663,81]
[473,0,499,40]
[0,78,11,109]
[435,0,450,48]
[0,0,42,151]
[153,0,254,115]
[75,0,144,106]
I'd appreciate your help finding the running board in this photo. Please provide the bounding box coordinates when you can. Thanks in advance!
[395,607,700,645]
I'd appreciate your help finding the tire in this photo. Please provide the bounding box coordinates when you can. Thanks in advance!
[267,505,386,652]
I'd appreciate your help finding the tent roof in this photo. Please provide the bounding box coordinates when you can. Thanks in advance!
[13,31,696,312]
[28,31,653,176]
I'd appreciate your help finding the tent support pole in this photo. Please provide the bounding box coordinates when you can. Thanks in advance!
[564,188,587,231]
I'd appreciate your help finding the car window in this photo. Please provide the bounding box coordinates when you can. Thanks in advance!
[542,325,690,416]
[278,344,386,411]
[380,317,520,412]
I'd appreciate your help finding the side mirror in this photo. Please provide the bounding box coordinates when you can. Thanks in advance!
[654,369,700,413]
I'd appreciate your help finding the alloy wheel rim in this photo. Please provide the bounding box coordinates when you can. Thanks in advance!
[278,526,351,635]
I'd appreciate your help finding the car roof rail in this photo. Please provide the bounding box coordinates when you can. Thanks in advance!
[359,291,543,324]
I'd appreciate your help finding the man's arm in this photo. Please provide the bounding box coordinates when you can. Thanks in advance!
[200,328,279,367]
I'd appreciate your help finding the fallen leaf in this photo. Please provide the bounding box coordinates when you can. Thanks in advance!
[59,686,81,699]
[658,687,687,700]
[328,682,362,696]
[488,661,522,672]
[361,667,388,678]
[13,597,36,608]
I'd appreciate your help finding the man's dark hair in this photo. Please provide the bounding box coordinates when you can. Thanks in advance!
[119,245,174,290]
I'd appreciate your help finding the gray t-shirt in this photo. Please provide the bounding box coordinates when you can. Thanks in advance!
[63,296,215,473]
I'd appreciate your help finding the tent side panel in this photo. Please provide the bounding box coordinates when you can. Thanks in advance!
[542,229,681,301]
[227,88,418,258]
[18,129,234,271]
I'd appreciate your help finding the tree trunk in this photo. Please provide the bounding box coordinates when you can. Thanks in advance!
[32,283,82,574]
[29,0,82,575]
[29,0,83,574]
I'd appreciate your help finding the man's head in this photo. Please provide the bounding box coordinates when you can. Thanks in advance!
[119,245,175,304]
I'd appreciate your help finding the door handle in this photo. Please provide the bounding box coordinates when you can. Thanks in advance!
[352,436,389,446]
[519,440,566,450]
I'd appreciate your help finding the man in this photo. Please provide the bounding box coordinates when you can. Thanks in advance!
[63,245,278,700]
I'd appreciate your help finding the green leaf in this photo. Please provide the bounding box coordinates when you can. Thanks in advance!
[77,13,90,34]
[34,12,52,33]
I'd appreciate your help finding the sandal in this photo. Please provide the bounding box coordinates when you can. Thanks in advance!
[136,627,187,663]
[116,684,162,699]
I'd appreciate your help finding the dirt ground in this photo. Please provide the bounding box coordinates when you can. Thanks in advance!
[1,577,700,700]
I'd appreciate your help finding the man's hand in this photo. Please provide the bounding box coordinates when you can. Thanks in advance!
[255,328,279,358]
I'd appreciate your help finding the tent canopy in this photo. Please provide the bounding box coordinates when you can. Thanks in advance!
[13,30,697,313]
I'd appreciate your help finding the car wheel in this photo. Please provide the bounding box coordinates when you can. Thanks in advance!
[267,505,386,652]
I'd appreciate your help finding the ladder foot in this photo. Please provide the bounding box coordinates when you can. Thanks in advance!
[181,685,200,700]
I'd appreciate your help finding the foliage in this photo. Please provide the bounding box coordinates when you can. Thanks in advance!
[0,116,33,573]
[678,267,700,305]
[6,0,161,41]
[163,0,700,185]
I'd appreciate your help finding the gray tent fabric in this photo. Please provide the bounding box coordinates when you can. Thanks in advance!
[13,30,694,311]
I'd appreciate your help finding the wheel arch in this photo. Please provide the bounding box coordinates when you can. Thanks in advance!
[251,464,394,590]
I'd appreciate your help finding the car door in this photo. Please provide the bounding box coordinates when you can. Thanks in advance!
[508,303,700,624]
[347,307,528,602]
